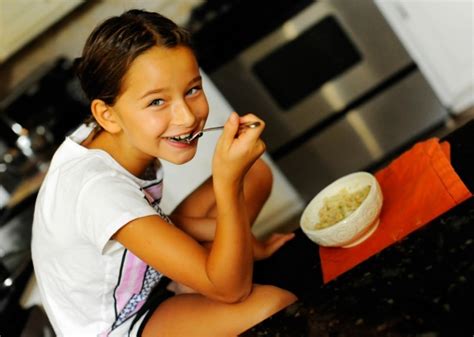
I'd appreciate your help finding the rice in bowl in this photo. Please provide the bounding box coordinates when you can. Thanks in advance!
[300,171,383,247]
[315,185,371,229]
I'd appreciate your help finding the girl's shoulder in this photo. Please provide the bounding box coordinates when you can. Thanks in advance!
[48,138,115,178]
[40,139,136,206]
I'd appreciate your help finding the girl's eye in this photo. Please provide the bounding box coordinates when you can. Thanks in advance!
[150,98,165,107]
[187,86,202,96]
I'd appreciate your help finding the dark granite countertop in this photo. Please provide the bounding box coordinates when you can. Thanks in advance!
[245,120,474,337]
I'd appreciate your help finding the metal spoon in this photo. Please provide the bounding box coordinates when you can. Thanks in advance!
[186,121,261,143]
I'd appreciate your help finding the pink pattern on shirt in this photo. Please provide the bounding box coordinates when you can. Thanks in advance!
[114,252,148,313]
[102,176,166,335]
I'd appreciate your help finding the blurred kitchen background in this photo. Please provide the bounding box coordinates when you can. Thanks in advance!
[0,0,472,335]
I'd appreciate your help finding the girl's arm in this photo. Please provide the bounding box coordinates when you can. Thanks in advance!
[169,214,216,242]
[171,214,294,261]
[114,113,264,303]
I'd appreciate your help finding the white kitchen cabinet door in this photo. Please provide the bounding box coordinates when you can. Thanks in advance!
[374,0,474,114]
[0,0,84,62]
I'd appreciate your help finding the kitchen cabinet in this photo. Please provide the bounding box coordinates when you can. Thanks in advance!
[0,0,84,62]
[374,0,474,114]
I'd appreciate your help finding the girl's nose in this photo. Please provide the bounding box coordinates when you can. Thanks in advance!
[172,100,197,127]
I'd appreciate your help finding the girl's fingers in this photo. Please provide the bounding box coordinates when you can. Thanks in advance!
[238,113,261,124]
[237,114,265,138]
[265,232,295,256]
[271,233,295,245]
[220,113,265,147]
[214,112,266,176]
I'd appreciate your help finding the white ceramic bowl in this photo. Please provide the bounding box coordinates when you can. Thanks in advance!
[300,172,383,248]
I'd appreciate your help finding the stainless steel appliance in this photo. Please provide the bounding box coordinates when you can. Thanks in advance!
[199,0,448,201]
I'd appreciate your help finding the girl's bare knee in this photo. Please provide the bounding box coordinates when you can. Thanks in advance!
[246,159,273,197]
[250,285,297,320]
[251,159,273,185]
[142,286,296,337]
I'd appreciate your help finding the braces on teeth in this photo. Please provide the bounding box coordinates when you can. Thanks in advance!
[168,133,194,142]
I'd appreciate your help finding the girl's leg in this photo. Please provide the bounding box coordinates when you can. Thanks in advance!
[142,284,297,337]
[172,158,273,223]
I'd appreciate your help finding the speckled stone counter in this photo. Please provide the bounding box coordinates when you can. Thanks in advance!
[244,120,474,337]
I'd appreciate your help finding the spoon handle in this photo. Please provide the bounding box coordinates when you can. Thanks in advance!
[203,121,261,132]
[186,121,261,143]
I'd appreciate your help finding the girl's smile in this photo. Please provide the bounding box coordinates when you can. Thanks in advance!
[163,134,199,148]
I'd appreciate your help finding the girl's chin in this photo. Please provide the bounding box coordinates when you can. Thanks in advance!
[160,140,198,164]
[163,154,196,165]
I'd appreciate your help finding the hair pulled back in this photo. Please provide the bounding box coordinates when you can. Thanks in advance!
[75,9,192,106]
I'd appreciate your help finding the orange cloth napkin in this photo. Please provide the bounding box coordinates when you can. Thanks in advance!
[319,138,472,284]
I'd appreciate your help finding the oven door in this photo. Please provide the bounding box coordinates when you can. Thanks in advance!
[209,0,412,153]
[275,71,447,201]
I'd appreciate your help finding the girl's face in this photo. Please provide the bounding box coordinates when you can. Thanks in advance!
[109,45,209,165]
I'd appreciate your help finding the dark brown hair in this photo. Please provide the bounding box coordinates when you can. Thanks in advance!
[75,9,192,106]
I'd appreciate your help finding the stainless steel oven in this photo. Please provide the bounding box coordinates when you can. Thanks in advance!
[206,0,448,201]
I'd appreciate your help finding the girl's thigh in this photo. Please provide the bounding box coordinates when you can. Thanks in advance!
[141,284,297,337]
[172,158,273,221]
[172,176,216,218]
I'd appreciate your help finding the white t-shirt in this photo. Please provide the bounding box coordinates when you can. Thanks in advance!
[32,124,171,337]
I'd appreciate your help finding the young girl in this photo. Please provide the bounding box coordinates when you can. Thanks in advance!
[31,9,296,337]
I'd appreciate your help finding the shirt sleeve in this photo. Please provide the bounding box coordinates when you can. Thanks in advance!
[76,173,158,253]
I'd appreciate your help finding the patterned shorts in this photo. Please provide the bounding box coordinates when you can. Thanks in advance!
[130,277,174,337]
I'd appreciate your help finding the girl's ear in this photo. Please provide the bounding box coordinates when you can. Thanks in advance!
[90,99,122,133]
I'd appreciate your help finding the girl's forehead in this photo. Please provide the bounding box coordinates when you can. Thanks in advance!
[121,45,199,94]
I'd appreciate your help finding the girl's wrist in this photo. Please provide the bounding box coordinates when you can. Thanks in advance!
[214,182,244,206]
[214,180,246,213]
[213,173,245,193]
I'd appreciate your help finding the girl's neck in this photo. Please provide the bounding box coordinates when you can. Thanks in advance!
[83,130,154,178]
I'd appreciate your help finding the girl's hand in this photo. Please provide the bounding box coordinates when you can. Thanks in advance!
[212,112,266,186]
[253,232,295,261]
